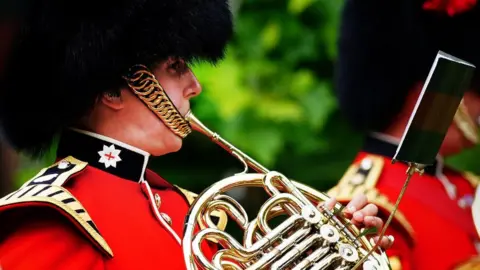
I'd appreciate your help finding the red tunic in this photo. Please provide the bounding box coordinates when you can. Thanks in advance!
[329,135,480,270]
[0,129,221,270]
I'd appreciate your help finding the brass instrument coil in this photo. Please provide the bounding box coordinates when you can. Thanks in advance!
[182,111,390,270]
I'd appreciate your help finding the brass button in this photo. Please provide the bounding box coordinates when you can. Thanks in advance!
[154,194,161,209]
[350,174,365,185]
[160,213,172,226]
[360,158,373,170]
[153,193,172,226]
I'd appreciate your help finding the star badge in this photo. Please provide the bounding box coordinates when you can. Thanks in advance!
[98,144,122,168]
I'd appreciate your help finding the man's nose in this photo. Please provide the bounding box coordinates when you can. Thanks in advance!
[184,71,202,99]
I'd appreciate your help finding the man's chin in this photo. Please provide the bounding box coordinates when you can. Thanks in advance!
[149,140,182,156]
[166,136,183,154]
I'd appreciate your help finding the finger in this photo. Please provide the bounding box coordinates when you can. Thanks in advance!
[371,235,395,250]
[317,197,336,211]
[352,204,379,226]
[345,194,367,215]
[363,216,383,232]
[325,197,337,210]
[351,204,376,225]
[360,203,379,217]
[353,203,378,222]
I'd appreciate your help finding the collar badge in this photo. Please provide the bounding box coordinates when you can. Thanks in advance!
[98,144,122,168]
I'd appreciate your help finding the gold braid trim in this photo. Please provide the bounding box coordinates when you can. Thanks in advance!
[454,99,479,144]
[388,256,403,270]
[123,64,192,138]
[454,257,480,270]
[463,171,480,189]
[0,158,113,258]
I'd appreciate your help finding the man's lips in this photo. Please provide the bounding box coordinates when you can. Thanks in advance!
[179,108,189,117]
[179,103,190,117]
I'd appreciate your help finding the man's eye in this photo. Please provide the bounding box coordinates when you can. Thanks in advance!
[170,61,180,69]
[169,60,188,73]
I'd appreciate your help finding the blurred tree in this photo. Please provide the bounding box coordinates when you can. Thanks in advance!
[160,0,356,190]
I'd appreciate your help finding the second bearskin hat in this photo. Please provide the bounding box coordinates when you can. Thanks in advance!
[0,0,233,157]
[335,0,480,132]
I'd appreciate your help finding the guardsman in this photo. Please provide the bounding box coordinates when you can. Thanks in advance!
[328,0,480,269]
[0,0,392,269]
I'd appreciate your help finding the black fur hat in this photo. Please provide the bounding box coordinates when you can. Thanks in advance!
[0,0,233,157]
[334,0,480,132]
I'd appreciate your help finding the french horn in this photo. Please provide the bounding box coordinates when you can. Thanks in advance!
[182,111,391,270]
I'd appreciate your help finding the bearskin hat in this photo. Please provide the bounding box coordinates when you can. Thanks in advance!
[0,0,233,157]
[334,0,480,132]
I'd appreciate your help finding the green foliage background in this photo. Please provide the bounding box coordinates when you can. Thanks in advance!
[13,0,480,194]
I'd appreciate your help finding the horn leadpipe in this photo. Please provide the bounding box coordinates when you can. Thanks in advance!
[185,111,269,174]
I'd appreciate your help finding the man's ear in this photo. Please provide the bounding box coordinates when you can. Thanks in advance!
[101,91,124,110]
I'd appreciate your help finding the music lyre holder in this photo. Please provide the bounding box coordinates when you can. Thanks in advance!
[352,51,475,269]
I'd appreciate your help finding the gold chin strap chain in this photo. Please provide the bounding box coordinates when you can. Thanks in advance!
[123,64,192,138]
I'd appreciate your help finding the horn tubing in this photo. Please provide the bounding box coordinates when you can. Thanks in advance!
[183,111,391,269]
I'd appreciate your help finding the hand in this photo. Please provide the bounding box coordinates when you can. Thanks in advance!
[319,194,394,250]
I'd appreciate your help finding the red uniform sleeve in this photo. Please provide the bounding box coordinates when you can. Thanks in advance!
[0,217,104,270]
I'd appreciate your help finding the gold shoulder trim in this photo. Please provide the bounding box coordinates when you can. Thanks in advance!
[175,185,228,234]
[454,257,480,270]
[175,185,198,205]
[463,171,480,189]
[328,154,415,244]
[388,256,403,270]
[0,184,113,257]
[0,156,113,257]
[21,156,88,188]
[328,154,384,197]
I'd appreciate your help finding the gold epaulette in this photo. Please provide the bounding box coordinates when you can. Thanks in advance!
[454,257,480,270]
[388,256,403,270]
[328,154,415,246]
[176,185,228,234]
[0,156,113,258]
